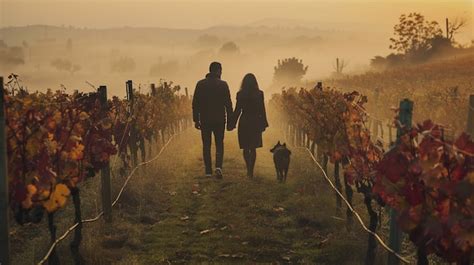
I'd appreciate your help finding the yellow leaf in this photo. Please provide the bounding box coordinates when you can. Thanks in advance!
[69,143,85,160]
[21,184,37,208]
[53,111,62,123]
[25,135,42,157]
[467,172,474,184]
[43,184,70,212]
[79,112,90,121]
[45,138,58,154]
[23,97,33,107]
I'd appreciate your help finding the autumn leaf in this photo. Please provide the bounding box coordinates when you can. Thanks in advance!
[21,184,37,209]
[43,184,70,212]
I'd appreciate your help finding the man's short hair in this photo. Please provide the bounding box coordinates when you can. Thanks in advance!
[209,62,222,73]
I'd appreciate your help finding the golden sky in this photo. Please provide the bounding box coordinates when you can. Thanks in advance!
[0,0,472,41]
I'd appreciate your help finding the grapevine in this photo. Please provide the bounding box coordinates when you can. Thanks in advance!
[3,74,192,264]
[373,120,473,264]
[270,85,473,264]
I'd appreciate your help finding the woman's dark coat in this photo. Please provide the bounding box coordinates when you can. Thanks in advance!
[231,90,269,149]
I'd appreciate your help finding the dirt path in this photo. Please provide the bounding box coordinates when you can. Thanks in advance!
[75,127,375,264]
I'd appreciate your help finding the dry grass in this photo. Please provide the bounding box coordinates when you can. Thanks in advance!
[326,53,474,134]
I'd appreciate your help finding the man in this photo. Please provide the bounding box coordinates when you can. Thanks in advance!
[192,62,233,178]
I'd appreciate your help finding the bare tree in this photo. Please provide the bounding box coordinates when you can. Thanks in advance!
[333,58,348,75]
[447,17,468,43]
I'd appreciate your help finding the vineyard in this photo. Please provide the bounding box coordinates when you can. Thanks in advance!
[0,73,473,265]
[269,85,473,265]
[326,55,474,135]
[1,74,192,264]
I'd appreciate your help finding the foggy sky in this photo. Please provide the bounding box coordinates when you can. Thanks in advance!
[1,0,472,42]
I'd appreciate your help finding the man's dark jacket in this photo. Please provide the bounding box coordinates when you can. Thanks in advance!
[192,73,233,125]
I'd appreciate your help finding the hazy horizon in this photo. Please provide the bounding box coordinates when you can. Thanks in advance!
[0,0,472,96]
[1,1,472,37]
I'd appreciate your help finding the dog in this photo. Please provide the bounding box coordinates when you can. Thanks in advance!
[270,141,291,183]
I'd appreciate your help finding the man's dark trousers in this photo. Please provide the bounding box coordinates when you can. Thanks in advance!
[201,122,225,175]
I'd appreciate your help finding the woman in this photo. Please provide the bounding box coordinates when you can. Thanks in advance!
[230,73,269,178]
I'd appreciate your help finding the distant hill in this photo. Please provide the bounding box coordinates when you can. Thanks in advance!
[0,23,357,47]
[247,18,321,28]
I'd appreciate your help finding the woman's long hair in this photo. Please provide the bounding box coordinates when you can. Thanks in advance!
[239,73,259,97]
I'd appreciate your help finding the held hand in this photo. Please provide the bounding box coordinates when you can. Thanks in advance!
[194,122,201,130]
[226,125,235,131]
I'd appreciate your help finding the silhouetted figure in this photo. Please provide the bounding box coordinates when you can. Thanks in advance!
[192,62,233,178]
[229,73,269,178]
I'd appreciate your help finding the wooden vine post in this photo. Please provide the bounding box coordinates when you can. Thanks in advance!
[126,80,138,166]
[388,98,413,265]
[371,87,381,141]
[98,86,112,223]
[467,95,474,136]
[0,77,10,265]
[151,83,156,96]
[334,160,342,215]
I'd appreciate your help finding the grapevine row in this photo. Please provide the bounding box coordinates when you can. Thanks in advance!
[2,75,191,264]
[269,85,473,265]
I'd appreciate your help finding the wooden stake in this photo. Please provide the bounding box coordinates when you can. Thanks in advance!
[446,18,449,39]
[98,86,112,223]
[388,98,413,265]
[467,95,474,136]
[0,76,10,265]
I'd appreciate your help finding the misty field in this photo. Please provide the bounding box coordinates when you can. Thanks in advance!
[1,3,474,265]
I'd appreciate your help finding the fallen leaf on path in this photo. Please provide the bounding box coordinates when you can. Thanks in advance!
[200,228,216,235]
[273,207,285,213]
[318,238,329,247]
[169,191,177,196]
[282,256,291,261]
[330,215,345,221]
[218,253,245,259]
[220,226,228,231]
[180,216,189,221]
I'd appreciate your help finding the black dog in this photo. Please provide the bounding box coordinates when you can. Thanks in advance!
[270,141,291,183]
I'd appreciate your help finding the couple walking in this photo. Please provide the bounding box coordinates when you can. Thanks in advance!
[192,62,269,179]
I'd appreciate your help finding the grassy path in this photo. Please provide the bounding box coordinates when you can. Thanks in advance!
[76,127,378,264]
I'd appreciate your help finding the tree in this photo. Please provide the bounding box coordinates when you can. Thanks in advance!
[0,44,25,69]
[51,58,72,72]
[71,64,81,75]
[66,38,73,53]
[333,58,348,76]
[219,41,240,55]
[149,59,180,79]
[389,13,443,55]
[50,58,81,74]
[446,17,467,43]
[370,53,404,68]
[273,57,308,85]
[111,56,136,73]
